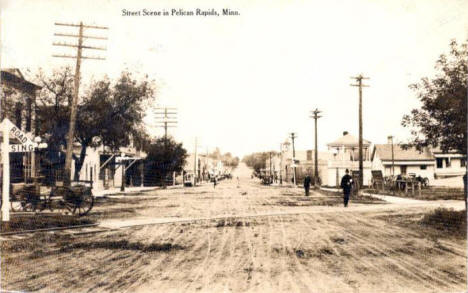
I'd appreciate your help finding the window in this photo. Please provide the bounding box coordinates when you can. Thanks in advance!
[401,165,407,175]
[420,165,427,170]
[436,158,443,169]
[461,159,466,167]
[445,158,451,168]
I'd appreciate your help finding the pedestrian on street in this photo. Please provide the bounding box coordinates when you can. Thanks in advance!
[213,176,217,189]
[303,174,311,196]
[340,169,353,207]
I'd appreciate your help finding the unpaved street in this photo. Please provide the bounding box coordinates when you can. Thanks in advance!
[2,165,466,293]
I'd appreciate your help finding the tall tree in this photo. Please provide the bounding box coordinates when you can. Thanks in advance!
[36,68,155,181]
[242,152,275,174]
[144,137,188,186]
[402,40,467,154]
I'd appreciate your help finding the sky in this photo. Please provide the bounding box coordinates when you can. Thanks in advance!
[1,0,467,158]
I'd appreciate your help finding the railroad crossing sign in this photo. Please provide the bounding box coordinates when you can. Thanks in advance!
[1,118,47,222]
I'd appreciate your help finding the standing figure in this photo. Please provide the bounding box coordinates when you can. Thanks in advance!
[236,176,240,188]
[340,169,353,207]
[303,175,311,196]
[213,176,217,189]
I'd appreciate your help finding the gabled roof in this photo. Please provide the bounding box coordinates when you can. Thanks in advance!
[328,133,371,147]
[372,144,434,161]
[1,68,41,92]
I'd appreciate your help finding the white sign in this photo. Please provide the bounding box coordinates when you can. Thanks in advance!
[9,143,36,153]
[1,118,34,145]
[10,125,33,144]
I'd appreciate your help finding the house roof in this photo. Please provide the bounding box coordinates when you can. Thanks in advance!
[372,144,434,161]
[431,146,464,154]
[328,133,371,147]
[1,68,41,93]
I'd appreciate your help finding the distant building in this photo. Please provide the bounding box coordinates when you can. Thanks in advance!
[1,68,41,183]
[326,131,372,187]
[71,142,146,191]
[432,148,466,178]
[371,142,435,181]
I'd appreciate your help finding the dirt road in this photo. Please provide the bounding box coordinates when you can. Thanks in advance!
[1,164,466,293]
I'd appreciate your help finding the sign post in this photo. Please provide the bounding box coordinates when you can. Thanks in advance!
[1,118,47,222]
[2,119,10,222]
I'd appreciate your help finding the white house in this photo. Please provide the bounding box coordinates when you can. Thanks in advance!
[326,131,372,187]
[371,142,435,181]
[432,148,466,178]
[72,143,146,192]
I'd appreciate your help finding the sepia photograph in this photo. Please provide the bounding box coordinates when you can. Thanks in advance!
[0,0,467,292]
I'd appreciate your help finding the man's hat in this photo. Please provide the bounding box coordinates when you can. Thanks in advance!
[345,169,349,173]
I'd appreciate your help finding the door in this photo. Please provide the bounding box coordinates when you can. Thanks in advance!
[400,165,407,175]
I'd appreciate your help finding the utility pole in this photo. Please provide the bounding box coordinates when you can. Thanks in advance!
[154,107,178,140]
[194,137,198,186]
[279,143,283,185]
[389,135,395,196]
[310,108,322,185]
[289,132,297,186]
[350,74,369,189]
[269,151,272,182]
[53,22,108,186]
[153,106,177,187]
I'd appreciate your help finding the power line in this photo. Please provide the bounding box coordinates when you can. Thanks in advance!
[53,21,108,186]
[350,74,370,189]
[153,106,178,140]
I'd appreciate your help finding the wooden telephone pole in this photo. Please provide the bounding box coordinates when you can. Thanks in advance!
[153,106,177,186]
[289,132,297,186]
[53,22,108,185]
[153,107,178,140]
[350,74,369,188]
[310,108,322,184]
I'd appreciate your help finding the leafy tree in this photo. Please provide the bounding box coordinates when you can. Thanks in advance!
[402,40,467,154]
[242,152,276,174]
[144,137,188,186]
[36,67,155,181]
[402,40,467,209]
[207,149,239,169]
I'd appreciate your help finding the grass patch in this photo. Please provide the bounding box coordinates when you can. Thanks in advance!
[215,218,251,228]
[271,195,384,207]
[60,240,184,253]
[420,208,466,234]
[0,214,95,234]
[364,188,465,201]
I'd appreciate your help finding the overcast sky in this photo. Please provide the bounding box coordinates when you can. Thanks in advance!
[2,0,467,158]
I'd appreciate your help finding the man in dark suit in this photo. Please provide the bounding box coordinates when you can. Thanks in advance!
[303,175,311,196]
[340,169,353,207]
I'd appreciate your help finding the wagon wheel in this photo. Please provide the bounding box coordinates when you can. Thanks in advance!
[71,194,94,216]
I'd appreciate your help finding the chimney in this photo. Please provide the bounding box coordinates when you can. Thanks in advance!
[343,131,348,136]
[387,135,393,144]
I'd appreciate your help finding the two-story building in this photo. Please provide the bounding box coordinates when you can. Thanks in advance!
[1,68,42,183]
[326,131,372,187]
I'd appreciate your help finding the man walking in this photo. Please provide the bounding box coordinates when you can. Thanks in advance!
[303,174,311,196]
[340,169,353,207]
